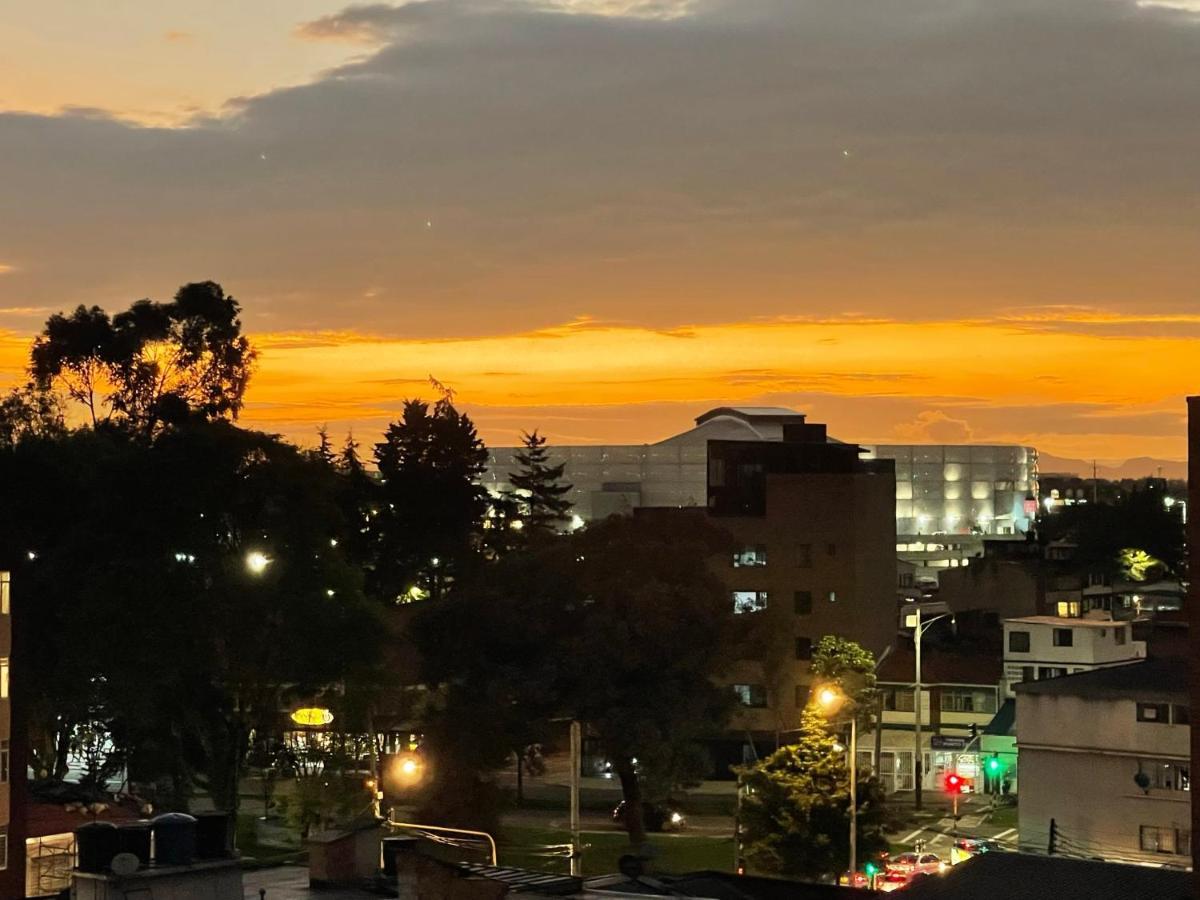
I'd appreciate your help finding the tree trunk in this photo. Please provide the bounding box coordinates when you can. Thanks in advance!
[613,757,647,849]
[515,748,524,806]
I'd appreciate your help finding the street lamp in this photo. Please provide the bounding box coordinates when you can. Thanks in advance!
[815,684,858,876]
[245,551,271,575]
[905,605,952,811]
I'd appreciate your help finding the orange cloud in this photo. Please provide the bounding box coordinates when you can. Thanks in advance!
[2,316,1194,461]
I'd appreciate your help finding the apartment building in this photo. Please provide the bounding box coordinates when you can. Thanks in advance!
[633,415,896,772]
[872,646,1003,794]
[1017,658,1191,865]
[1002,615,1145,698]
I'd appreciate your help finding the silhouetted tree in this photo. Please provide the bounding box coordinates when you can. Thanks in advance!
[508,430,573,533]
[372,397,489,603]
[30,281,255,433]
[412,511,735,846]
[0,381,65,448]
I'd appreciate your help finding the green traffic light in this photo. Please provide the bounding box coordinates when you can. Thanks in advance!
[864,862,879,875]
[986,756,1004,774]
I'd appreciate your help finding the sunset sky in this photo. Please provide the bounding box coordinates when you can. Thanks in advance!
[2,0,1198,461]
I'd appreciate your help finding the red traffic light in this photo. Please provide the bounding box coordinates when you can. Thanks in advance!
[944,773,964,794]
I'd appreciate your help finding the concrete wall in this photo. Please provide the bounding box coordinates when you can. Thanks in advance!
[1017,746,1190,864]
[1018,692,1190,864]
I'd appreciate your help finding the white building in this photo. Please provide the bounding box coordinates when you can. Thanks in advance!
[1016,657,1191,865]
[1002,614,1146,698]
[483,407,1038,574]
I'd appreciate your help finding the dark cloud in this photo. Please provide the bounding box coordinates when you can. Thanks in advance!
[1,0,1198,335]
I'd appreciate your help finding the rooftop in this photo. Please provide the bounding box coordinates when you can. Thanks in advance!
[1014,656,1187,701]
[900,850,1189,900]
[693,407,806,426]
[1005,615,1121,629]
[878,643,1002,686]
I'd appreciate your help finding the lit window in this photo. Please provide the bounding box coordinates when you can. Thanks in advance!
[733,545,768,568]
[0,659,8,699]
[732,591,768,614]
[0,572,8,615]
[1055,601,1080,618]
[732,684,768,708]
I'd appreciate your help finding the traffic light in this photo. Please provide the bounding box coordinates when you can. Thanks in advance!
[944,772,964,794]
[864,860,880,889]
[986,755,1004,776]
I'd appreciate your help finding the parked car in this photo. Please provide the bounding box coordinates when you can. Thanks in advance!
[611,801,686,832]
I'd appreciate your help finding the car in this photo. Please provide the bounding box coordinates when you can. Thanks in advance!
[950,837,1000,865]
[888,852,945,876]
[876,869,913,893]
[611,801,686,832]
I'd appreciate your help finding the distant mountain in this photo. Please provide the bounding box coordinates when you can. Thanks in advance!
[1038,453,1186,480]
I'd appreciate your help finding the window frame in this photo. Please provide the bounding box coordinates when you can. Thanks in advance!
[1052,628,1073,647]
[1137,702,1171,724]
[1008,630,1030,653]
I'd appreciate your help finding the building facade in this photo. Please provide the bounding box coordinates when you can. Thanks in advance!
[482,407,1038,577]
[873,646,1003,794]
[1002,615,1145,698]
[1017,658,1191,866]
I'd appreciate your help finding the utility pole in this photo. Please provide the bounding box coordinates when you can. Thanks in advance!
[849,716,858,875]
[914,605,923,812]
[569,721,582,877]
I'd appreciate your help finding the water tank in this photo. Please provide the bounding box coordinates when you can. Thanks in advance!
[194,811,231,859]
[116,821,152,868]
[75,821,120,873]
[152,812,197,866]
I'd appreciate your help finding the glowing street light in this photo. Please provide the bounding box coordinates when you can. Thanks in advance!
[245,551,271,575]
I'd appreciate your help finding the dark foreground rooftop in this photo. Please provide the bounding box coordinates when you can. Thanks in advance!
[901,851,1190,900]
[1014,656,1187,701]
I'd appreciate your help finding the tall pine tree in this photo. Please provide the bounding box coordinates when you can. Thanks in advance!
[508,430,573,533]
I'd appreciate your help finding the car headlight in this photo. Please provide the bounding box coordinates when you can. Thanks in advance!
[670,812,684,824]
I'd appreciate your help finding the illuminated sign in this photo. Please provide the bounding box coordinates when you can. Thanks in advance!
[290,707,334,727]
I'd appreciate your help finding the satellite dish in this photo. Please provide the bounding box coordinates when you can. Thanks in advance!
[111,852,140,876]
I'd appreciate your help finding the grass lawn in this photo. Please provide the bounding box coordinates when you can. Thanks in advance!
[498,825,734,877]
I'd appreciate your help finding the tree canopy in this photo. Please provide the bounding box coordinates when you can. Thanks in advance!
[411,511,736,843]
[30,281,255,433]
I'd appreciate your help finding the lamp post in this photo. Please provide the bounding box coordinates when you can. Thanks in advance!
[909,606,951,811]
[816,686,857,876]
